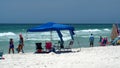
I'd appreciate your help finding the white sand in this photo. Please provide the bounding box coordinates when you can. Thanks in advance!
[0,46,120,68]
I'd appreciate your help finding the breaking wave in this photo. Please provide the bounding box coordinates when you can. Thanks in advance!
[26,30,71,41]
[80,28,110,32]
[75,28,111,33]
[0,32,16,36]
[103,28,111,31]
[81,29,101,32]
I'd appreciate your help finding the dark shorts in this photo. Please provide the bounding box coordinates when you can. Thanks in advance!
[10,45,14,48]
[90,41,94,45]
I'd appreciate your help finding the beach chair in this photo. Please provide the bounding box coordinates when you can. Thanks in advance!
[64,40,74,51]
[0,50,3,58]
[35,43,43,53]
[45,42,52,52]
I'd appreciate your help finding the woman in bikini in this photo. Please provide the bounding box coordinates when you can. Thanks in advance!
[18,34,24,53]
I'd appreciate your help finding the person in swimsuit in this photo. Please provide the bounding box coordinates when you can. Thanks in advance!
[18,34,24,53]
[8,38,14,54]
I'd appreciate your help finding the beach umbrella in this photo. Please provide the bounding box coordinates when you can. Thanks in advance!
[111,24,119,40]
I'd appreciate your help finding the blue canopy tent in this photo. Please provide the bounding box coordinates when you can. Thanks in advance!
[27,22,75,42]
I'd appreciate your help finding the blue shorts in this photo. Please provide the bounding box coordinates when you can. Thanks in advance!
[10,45,14,48]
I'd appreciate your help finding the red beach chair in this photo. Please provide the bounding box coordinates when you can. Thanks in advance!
[45,42,52,52]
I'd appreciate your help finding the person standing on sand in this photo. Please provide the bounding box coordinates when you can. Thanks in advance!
[89,34,94,47]
[99,36,103,46]
[99,36,102,43]
[18,34,24,53]
[8,38,14,54]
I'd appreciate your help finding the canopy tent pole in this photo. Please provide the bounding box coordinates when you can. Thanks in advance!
[56,30,63,42]
[26,32,28,40]
[69,30,75,40]
[50,31,52,41]
[75,34,81,52]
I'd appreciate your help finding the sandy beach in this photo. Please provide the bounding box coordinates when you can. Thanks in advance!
[0,46,120,68]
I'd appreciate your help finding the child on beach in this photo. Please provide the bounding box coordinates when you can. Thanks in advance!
[8,38,14,54]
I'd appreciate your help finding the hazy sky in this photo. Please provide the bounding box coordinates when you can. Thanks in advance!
[0,0,120,24]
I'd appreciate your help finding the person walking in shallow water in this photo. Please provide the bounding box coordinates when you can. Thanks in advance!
[89,34,94,47]
[18,34,24,53]
[8,38,14,54]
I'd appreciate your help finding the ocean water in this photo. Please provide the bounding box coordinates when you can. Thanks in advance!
[0,24,113,54]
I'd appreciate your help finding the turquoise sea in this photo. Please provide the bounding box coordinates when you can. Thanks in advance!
[0,24,114,54]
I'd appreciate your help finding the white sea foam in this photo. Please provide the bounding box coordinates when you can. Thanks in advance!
[81,29,101,32]
[74,28,111,39]
[27,30,71,41]
[75,28,111,34]
[26,30,71,41]
[0,32,16,36]
[103,28,111,31]
[76,28,110,33]
[26,36,71,41]
[81,36,100,38]
[27,38,51,41]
